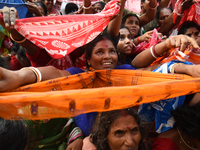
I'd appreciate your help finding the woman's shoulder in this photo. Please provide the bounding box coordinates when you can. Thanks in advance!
[66,67,85,75]
[115,64,137,70]
[152,138,179,150]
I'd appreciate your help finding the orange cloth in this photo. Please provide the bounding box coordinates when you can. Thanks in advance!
[0,69,199,120]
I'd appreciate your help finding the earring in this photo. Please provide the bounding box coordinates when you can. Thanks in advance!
[88,62,91,66]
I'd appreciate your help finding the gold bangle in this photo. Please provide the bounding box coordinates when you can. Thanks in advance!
[171,63,182,74]
[10,33,26,44]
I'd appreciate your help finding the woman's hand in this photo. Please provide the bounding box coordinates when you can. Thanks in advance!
[164,35,199,52]
[138,30,153,42]
[26,2,44,16]
[82,136,97,150]
[0,6,18,30]
[66,138,83,150]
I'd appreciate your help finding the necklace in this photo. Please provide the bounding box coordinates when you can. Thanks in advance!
[177,128,197,150]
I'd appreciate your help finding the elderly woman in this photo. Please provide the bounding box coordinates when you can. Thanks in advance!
[90,107,146,150]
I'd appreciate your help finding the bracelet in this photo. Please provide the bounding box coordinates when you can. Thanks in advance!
[132,40,136,47]
[169,63,182,74]
[149,4,157,10]
[137,37,140,43]
[10,33,26,44]
[152,45,160,57]
[21,67,42,82]
[150,46,157,59]
[82,3,92,9]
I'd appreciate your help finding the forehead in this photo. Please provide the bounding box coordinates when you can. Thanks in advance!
[94,3,102,8]
[159,9,172,17]
[93,39,115,50]
[120,28,131,35]
[185,27,199,33]
[126,16,139,22]
[110,115,139,131]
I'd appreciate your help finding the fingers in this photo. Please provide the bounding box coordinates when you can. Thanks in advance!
[9,7,17,26]
[1,6,17,28]
[167,35,199,51]
[185,35,199,49]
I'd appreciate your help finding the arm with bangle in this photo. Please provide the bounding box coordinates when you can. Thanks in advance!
[139,0,157,27]
[131,35,199,68]
[83,0,93,14]
[0,65,71,92]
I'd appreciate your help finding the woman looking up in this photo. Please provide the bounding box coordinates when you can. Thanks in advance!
[90,107,146,150]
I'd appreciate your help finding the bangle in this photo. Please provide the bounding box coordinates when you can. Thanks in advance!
[169,63,182,74]
[82,3,92,9]
[149,5,157,10]
[132,40,136,47]
[137,37,140,43]
[150,46,157,59]
[10,34,26,44]
[21,67,42,83]
[152,45,160,57]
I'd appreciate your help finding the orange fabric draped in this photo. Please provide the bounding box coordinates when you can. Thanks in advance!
[0,69,200,120]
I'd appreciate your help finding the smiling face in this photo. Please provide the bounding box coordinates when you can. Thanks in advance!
[107,115,141,150]
[44,0,53,13]
[124,16,140,38]
[87,39,118,70]
[117,28,133,55]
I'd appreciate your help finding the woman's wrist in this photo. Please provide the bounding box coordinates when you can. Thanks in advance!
[17,68,37,86]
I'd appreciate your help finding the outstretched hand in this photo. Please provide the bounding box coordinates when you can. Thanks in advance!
[0,6,19,30]
[164,35,199,52]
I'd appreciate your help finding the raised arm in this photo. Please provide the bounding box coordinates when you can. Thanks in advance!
[0,7,40,55]
[107,0,126,37]
[131,35,199,68]
[139,0,157,27]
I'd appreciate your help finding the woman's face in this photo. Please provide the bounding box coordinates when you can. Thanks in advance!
[93,3,103,13]
[157,8,172,27]
[44,0,53,12]
[184,27,200,40]
[117,28,133,55]
[88,39,118,70]
[124,16,140,38]
[107,115,141,150]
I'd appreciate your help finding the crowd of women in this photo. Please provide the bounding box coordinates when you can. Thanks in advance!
[0,0,200,149]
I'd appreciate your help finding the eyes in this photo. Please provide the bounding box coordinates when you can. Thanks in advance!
[119,35,132,41]
[127,20,139,26]
[95,48,116,55]
[186,32,200,37]
[115,127,140,137]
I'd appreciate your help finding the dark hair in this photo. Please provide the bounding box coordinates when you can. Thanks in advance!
[0,118,28,150]
[122,13,140,26]
[120,25,131,34]
[178,21,200,35]
[0,57,8,69]
[93,1,106,10]
[65,3,78,14]
[90,107,146,150]
[85,32,118,69]
[34,1,48,16]
[17,46,31,66]
[171,102,200,140]
[156,7,172,20]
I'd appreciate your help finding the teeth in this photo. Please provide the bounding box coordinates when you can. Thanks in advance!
[103,63,111,65]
